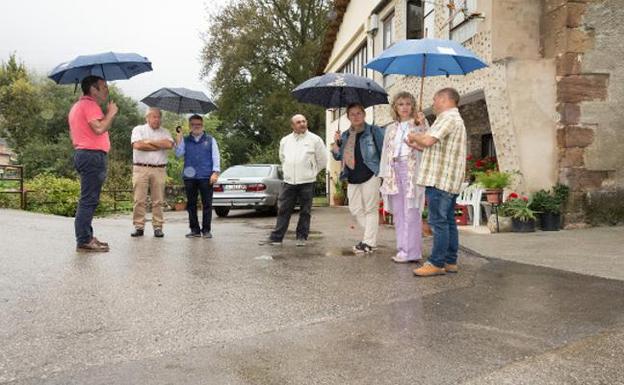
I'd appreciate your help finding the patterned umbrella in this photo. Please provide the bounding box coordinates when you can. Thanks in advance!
[141,87,217,114]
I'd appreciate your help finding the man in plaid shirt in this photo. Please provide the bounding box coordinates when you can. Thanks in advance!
[407,88,467,277]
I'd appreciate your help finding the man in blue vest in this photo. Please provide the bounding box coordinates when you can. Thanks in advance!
[175,115,221,238]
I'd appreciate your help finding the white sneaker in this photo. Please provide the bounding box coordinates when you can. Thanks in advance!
[392,255,421,264]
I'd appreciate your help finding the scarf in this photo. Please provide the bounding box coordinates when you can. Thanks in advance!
[343,124,365,170]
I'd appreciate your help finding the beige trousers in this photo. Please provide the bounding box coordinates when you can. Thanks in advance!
[347,176,381,247]
[132,166,166,229]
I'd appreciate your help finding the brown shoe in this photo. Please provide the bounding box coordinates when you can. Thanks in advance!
[444,263,458,273]
[92,237,109,247]
[77,238,109,253]
[413,263,446,277]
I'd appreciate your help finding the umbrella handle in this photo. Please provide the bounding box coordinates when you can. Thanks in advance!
[419,56,427,112]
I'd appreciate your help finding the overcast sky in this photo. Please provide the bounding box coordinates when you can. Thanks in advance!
[0,0,230,101]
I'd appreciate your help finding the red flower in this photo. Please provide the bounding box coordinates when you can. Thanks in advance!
[509,192,519,199]
[475,160,484,168]
[467,154,474,161]
[522,196,529,202]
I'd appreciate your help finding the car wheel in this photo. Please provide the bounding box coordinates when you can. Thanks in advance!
[214,207,230,217]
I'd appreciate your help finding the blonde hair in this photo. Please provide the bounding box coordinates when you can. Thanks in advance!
[390,91,417,122]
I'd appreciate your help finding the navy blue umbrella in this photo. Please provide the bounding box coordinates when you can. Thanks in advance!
[292,72,388,109]
[141,87,217,114]
[48,52,152,84]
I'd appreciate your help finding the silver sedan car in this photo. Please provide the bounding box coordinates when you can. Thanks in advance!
[212,164,283,217]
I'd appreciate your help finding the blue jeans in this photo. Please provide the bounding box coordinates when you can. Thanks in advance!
[74,150,108,245]
[426,187,459,268]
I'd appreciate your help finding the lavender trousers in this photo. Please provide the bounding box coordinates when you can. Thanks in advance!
[390,160,423,260]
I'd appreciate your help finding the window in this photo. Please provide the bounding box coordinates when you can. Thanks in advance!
[331,43,368,121]
[481,134,496,158]
[406,0,424,39]
[221,165,272,178]
[423,1,435,38]
[383,13,394,49]
[382,13,395,88]
[450,0,478,43]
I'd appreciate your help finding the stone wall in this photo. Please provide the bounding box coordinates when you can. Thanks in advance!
[543,0,623,223]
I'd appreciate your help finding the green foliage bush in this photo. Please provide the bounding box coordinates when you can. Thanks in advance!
[25,174,116,217]
[475,171,512,189]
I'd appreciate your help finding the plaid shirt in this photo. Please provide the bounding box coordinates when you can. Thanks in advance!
[416,108,467,194]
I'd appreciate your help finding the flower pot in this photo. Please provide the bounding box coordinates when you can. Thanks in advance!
[422,221,433,237]
[512,218,536,233]
[333,195,345,206]
[487,215,512,233]
[540,212,561,231]
[485,189,503,204]
[174,202,187,211]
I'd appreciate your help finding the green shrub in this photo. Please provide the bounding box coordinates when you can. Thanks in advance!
[25,174,80,216]
[504,198,537,222]
[475,171,512,189]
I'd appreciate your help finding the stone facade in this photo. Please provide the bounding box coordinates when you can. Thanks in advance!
[321,0,623,223]
[543,0,624,223]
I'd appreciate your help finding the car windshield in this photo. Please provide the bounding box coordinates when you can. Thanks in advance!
[221,165,272,178]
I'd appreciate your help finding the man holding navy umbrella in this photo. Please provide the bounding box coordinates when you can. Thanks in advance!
[69,76,118,252]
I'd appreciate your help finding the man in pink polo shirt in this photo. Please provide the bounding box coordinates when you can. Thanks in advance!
[68,75,118,252]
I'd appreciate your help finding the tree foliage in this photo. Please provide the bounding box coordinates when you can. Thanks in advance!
[201,0,330,165]
[0,54,142,181]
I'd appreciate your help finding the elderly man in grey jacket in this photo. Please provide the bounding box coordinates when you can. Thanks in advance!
[261,114,327,246]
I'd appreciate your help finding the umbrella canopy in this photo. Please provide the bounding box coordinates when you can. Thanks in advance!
[49,52,152,84]
[141,87,217,114]
[365,38,487,110]
[365,38,487,76]
[291,72,388,109]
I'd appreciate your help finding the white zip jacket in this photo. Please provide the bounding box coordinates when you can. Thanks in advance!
[279,130,328,185]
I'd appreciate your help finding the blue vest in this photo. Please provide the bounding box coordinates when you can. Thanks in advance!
[183,133,214,180]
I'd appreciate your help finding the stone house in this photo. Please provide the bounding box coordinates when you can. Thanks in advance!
[318,0,623,223]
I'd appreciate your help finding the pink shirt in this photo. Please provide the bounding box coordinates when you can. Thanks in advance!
[68,96,109,152]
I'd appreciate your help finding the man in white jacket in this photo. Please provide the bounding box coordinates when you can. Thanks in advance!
[262,114,327,246]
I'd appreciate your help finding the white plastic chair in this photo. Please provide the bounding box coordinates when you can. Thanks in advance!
[457,184,484,227]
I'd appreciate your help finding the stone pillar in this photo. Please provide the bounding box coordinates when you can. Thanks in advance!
[543,0,614,225]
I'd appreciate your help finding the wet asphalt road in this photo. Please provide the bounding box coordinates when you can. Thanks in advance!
[1,208,623,384]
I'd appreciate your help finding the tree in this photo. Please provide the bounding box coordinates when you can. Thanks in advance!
[201,0,330,165]
[0,54,143,180]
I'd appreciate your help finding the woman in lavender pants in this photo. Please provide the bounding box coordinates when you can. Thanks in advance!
[379,92,426,263]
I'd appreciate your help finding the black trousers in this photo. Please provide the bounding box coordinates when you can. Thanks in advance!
[184,179,213,233]
[270,182,314,242]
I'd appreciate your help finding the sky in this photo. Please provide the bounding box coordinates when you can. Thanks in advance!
[0,0,230,102]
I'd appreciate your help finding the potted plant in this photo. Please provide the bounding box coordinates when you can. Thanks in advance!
[174,195,187,211]
[421,207,432,237]
[332,177,346,206]
[475,170,512,204]
[529,184,570,231]
[488,199,513,233]
[505,196,537,232]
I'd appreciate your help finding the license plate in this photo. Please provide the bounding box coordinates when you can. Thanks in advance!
[225,184,246,191]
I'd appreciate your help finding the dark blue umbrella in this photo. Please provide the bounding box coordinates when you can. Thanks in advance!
[365,38,487,109]
[141,87,217,114]
[48,52,152,85]
[292,72,388,109]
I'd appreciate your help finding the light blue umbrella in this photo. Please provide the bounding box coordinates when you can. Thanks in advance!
[49,52,152,85]
[365,38,487,110]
